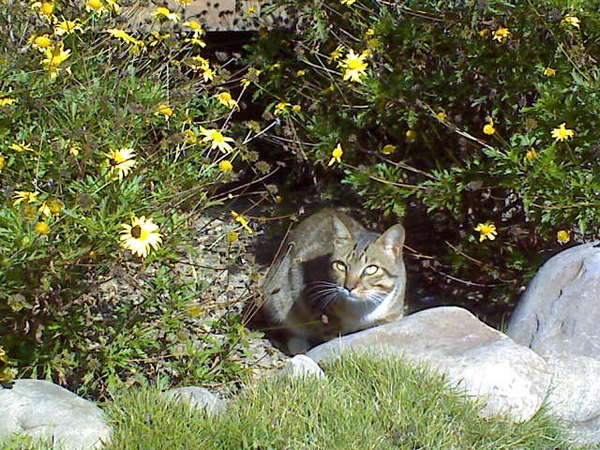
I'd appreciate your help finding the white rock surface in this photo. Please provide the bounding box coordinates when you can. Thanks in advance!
[507,242,600,358]
[0,379,111,449]
[164,386,227,415]
[278,355,325,379]
[544,353,600,445]
[307,306,551,422]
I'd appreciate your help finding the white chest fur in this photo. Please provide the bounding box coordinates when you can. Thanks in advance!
[342,282,404,332]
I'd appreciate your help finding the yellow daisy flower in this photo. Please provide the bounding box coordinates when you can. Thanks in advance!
[182,20,206,46]
[39,199,63,217]
[436,112,448,121]
[105,29,145,52]
[185,36,207,47]
[330,45,344,61]
[200,127,235,153]
[218,160,233,172]
[216,92,238,109]
[543,67,556,77]
[339,49,369,83]
[151,6,179,22]
[341,0,357,5]
[551,123,574,142]
[54,20,83,36]
[525,149,538,161]
[106,147,137,179]
[154,104,173,119]
[38,201,51,217]
[231,210,253,233]
[68,141,81,156]
[183,20,205,35]
[381,144,396,155]
[328,143,343,166]
[41,42,71,79]
[492,27,511,43]
[483,117,495,135]
[31,0,55,18]
[29,34,54,51]
[274,102,291,115]
[49,198,64,214]
[13,191,39,205]
[201,67,214,82]
[562,14,580,29]
[0,155,5,170]
[188,56,210,70]
[34,221,50,235]
[183,130,198,145]
[120,216,162,258]
[86,0,106,12]
[9,142,32,153]
[474,221,497,242]
[556,230,571,244]
[187,57,214,81]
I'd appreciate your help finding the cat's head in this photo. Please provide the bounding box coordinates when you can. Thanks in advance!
[329,215,405,302]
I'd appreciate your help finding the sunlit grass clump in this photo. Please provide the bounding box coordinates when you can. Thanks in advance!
[106,355,567,449]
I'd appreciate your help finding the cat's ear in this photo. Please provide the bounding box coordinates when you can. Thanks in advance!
[332,214,354,244]
[376,224,405,257]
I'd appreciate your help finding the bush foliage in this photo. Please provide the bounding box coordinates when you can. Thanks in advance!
[0,1,262,396]
[2,0,600,399]
[247,0,600,304]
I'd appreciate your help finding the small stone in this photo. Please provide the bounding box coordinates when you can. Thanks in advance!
[163,386,227,415]
[278,355,325,379]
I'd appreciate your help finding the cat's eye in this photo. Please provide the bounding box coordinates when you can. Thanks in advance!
[331,261,347,271]
[363,265,379,276]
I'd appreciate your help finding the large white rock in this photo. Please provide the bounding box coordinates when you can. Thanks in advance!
[0,379,111,449]
[306,306,551,422]
[507,242,600,358]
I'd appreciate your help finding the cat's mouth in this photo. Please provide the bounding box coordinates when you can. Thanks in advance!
[304,281,382,312]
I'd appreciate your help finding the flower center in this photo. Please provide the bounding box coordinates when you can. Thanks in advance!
[211,131,224,142]
[131,225,142,239]
[347,59,363,70]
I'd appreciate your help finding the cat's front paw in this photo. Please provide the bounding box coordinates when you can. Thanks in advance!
[287,337,311,355]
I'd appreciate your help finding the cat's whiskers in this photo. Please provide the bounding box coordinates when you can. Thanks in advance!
[319,290,341,310]
[305,281,344,310]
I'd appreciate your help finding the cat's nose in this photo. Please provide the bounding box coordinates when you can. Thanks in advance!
[344,276,359,292]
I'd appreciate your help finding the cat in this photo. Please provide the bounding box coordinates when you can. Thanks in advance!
[258,208,407,355]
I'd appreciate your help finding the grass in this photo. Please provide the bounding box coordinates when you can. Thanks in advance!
[0,435,55,450]
[103,354,570,450]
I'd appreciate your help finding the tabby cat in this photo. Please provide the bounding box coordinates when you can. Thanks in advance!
[259,209,406,355]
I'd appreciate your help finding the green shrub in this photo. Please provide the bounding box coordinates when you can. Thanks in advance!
[0,1,261,397]
[247,0,600,307]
